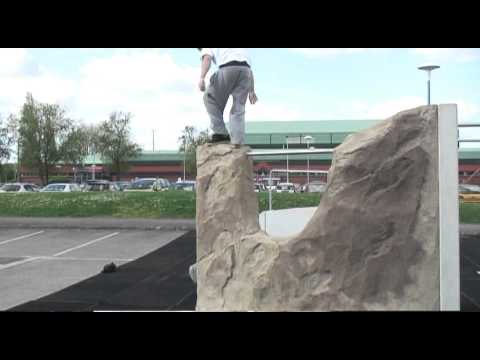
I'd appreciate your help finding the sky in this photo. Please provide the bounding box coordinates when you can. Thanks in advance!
[0,48,479,151]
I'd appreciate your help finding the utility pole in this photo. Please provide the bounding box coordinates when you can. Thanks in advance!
[152,130,155,152]
[304,135,313,186]
[17,139,20,182]
[183,137,186,181]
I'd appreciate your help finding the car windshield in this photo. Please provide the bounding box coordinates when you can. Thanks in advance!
[89,183,109,191]
[173,183,194,190]
[1,184,20,192]
[460,186,480,194]
[46,185,66,191]
[131,180,155,189]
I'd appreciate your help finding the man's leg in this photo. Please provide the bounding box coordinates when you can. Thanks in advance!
[229,68,252,145]
[203,71,231,137]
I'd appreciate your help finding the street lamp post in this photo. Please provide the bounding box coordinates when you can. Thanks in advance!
[304,135,313,186]
[286,136,289,183]
[183,138,186,181]
[418,64,440,105]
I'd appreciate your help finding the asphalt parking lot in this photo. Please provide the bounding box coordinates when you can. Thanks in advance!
[0,228,185,310]
[1,218,480,311]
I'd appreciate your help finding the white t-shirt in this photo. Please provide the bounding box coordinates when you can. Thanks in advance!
[200,48,251,67]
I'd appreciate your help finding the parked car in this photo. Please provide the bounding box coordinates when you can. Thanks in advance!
[0,183,39,193]
[86,180,120,192]
[254,183,266,192]
[305,181,327,193]
[170,181,196,191]
[112,181,132,191]
[124,178,169,192]
[459,185,480,203]
[293,183,302,193]
[276,182,296,193]
[460,184,480,193]
[41,183,82,192]
[158,178,171,189]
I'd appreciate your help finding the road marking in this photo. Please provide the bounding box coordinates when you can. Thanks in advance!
[0,231,45,246]
[462,254,480,268]
[461,291,480,310]
[29,256,133,262]
[53,232,120,257]
[0,257,42,270]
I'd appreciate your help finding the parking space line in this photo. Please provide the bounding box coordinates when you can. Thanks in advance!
[31,256,133,262]
[462,254,480,268]
[0,231,45,246]
[461,291,480,310]
[53,232,120,257]
[0,257,42,271]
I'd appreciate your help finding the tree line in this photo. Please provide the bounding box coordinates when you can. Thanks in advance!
[0,93,140,185]
[178,125,209,178]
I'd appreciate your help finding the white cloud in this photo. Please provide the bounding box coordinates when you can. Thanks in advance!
[454,100,480,121]
[413,48,480,63]
[3,49,477,151]
[70,49,314,149]
[289,48,368,58]
[69,50,207,149]
[339,97,480,123]
[331,96,425,119]
[0,48,28,75]
[0,49,75,115]
[0,48,311,150]
[362,96,426,119]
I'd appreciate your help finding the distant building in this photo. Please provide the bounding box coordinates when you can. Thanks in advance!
[19,120,480,185]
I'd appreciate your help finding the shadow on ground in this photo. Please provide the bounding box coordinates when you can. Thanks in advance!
[461,234,480,311]
[7,231,480,312]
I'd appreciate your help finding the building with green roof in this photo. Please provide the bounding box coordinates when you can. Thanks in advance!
[20,120,480,185]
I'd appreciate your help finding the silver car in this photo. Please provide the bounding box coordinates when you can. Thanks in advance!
[41,183,82,192]
[276,183,296,193]
[305,182,327,193]
[0,183,39,193]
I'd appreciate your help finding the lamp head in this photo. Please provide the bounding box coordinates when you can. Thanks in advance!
[418,64,440,72]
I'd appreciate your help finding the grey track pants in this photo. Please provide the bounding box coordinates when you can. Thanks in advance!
[203,66,253,145]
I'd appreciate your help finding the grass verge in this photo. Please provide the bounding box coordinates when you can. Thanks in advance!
[0,192,478,223]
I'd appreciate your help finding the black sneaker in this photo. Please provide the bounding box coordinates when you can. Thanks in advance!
[209,134,231,143]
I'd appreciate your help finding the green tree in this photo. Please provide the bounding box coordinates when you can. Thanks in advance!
[5,114,20,181]
[0,115,15,182]
[18,93,74,185]
[60,123,97,168]
[0,115,13,162]
[95,112,141,178]
[0,163,16,183]
[178,126,209,178]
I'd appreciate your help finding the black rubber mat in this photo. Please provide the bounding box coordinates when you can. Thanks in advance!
[7,231,480,312]
[8,231,197,312]
[461,235,480,311]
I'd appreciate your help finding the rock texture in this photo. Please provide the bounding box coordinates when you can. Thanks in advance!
[196,106,440,311]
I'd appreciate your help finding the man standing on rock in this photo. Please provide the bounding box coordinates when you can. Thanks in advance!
[198,48,258,145]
